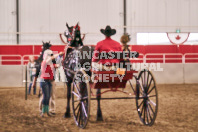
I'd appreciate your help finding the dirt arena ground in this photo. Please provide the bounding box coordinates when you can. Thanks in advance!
[0,84,198,132]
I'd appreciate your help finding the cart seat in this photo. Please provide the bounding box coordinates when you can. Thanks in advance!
[91,70,138,89]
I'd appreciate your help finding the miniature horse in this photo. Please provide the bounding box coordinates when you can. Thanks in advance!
[63,23,104,121]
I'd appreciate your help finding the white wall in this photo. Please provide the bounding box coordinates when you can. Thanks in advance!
[0,64,198,87]
[20,0,123,45]
[0,0,16,44]
[184,63,198,83]
[127,0,198,43]
[151,63,184,84]
[0,65,24,87]
[0,0,198,44]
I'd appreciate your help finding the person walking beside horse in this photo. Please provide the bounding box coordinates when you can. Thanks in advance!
[32,42,63,116]
[39,49,63,117]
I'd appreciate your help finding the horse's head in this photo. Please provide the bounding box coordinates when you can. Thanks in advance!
[65,22,83,47]
[73,23,81,42]
[42,41,52,51]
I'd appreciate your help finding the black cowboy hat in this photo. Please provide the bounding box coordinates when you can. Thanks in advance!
[100,25,116,37]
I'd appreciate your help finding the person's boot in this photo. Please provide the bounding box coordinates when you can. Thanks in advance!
[46,105,53,117]
[40,105,45,117]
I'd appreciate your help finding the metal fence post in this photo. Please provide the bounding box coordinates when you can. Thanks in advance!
[182,55,185,64]
[25,65,27,100]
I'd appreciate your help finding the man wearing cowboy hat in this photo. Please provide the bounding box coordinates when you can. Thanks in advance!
[92,25,122,71]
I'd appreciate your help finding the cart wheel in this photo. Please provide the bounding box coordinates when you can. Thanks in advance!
[136,69,158,126]
[72,69,90,128]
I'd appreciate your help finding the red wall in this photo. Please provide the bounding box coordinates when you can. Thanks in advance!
[0,44,198,64]
[1,45,198,55]
[130,45,198,63]
[0,45,65,64]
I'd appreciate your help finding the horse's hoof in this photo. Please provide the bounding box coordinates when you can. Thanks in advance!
[96,116,103,121]
[63,113,71,118]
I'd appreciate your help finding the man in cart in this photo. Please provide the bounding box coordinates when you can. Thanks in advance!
[92,25,122,71]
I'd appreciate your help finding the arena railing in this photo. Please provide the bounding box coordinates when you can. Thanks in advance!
[183,53,198,63]
[1,53,198,65]
[145,53,184,63]
[22,55,40,65]
[129,53,144,63]
[0,55,23,65]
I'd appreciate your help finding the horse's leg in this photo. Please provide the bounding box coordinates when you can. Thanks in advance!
[64,81,72,118]
[96,89,103,121]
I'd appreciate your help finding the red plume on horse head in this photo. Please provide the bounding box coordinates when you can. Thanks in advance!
[74,22,80,31]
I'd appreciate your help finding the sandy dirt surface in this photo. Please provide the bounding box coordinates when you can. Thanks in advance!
[0,84,198,132]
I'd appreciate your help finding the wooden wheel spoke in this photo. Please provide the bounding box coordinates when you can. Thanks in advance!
[74,103,80,111]
[72,91,80,98]
[129,80,136,93]
[148,99,156,107]
[140,103,145,117]
[139,90,144,96]
[74,99,80,102]
[147,77,153,91]
[148,103,155,115]
[147,106,153,121]
[138,82,144,95]
[144,71,147,88]
[146,72,150,90]
[148,95,157,98]
[139,82,145,93]
[148,86,155,95]
[138,99,144,108]
[82,96,88,100]
[73,81,80,95]
[82,102,88,117]
[140,75,144,87]
[78,106,82,126]
[143,105,146,123]
[76,105,81,121]
[146,105,150,124]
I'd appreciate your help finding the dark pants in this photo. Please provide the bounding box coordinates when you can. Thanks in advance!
[28,75,36,94]
[40,80,52,105]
